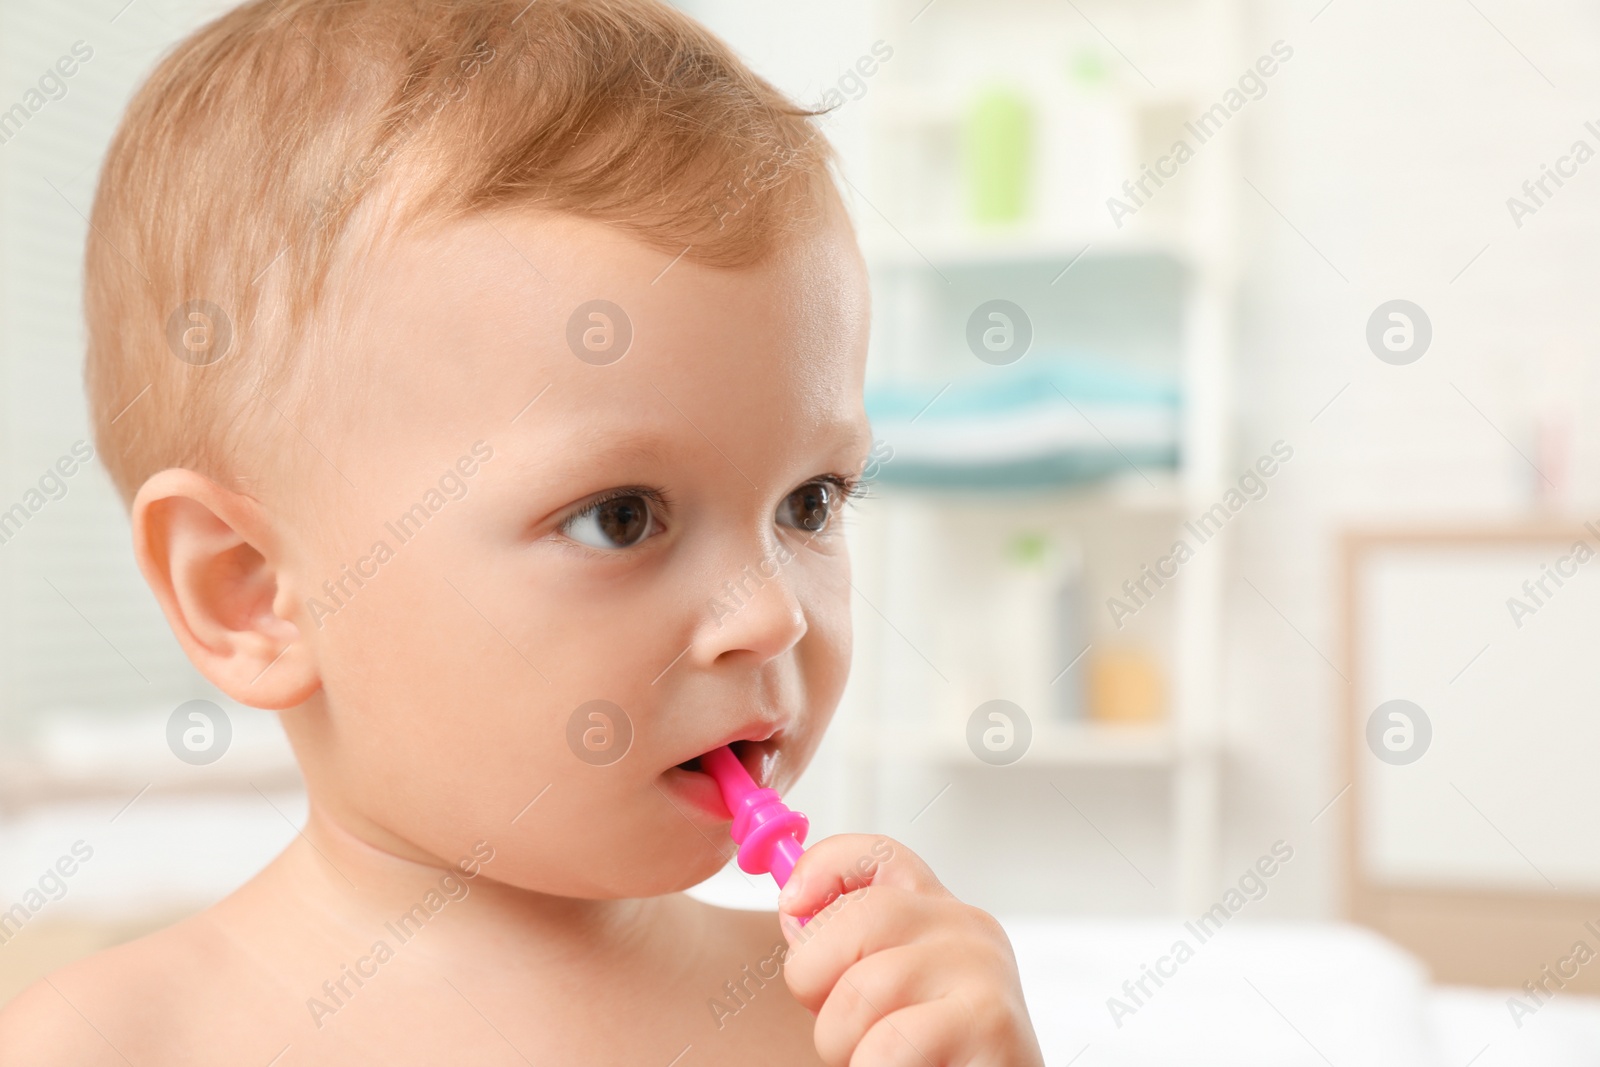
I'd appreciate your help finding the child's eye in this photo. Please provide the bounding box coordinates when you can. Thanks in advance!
[776,480,844,534]
[560,492,658,549]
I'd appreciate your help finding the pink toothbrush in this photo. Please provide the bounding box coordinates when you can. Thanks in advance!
[701,745,809,892]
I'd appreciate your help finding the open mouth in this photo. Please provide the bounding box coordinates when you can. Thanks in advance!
[681,742,755,777]
[674,738,772,787]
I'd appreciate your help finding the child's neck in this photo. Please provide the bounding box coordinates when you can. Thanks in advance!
[281,800,674,963]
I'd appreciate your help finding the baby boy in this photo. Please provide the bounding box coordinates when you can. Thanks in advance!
[0,1,1045,1063]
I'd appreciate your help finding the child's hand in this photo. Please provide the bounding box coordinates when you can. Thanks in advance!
[776,834,1045,1067]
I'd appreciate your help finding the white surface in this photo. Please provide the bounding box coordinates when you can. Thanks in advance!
[1430,986,1600,1067]
[1001,917,1600,1067]
[1007,917,1436,1066]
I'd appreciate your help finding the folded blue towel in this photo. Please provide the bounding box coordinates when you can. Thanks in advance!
[863,356,1181,489]
[865,355,1179,421]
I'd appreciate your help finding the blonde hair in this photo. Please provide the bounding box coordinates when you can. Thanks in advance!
[85,0,838,505]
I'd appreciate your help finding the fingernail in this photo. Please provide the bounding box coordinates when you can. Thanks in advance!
[778,873,802,909]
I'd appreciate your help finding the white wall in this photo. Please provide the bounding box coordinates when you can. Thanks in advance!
[1228,0,1600,918]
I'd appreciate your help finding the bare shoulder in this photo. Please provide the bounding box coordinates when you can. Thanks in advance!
[0,977,124,1066]
[0,909,255,1065]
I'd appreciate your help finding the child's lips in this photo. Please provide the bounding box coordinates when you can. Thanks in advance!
[660,764,734,819]
[660,735,782,819]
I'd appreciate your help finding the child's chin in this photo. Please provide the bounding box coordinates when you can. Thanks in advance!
[578,840,740,899]
[587,864,730,900]
[667,857,739,895]
[600,836,739,899]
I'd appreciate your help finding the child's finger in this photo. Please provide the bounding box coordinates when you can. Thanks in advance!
[775,833,944,923]
[848,997,971,1067]
[809,943,949,1064]
[780,885,938,1012]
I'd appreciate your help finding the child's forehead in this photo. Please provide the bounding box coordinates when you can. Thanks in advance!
[319,210,869,471]
[338,210,823,333]
[340,210,867,378]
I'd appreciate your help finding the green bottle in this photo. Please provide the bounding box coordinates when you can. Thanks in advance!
[963,86,1032,224]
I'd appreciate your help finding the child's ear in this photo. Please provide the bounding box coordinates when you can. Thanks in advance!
[131,468,318,710]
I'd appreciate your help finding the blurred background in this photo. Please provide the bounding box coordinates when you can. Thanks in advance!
[6,0,1600,1061]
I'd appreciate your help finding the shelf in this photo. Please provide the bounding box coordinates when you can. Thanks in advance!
[846,0,1242,913]
[893,721,1179,769]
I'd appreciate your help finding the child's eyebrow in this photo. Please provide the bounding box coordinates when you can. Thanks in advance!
[495,416,870,494]
[495,428,670,487]
[562,436,666,469]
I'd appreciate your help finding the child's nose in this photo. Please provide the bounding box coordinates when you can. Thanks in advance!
[692,545,808,665]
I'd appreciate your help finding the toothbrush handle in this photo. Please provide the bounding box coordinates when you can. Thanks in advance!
[770,837,811,927]
[769,835,805,888]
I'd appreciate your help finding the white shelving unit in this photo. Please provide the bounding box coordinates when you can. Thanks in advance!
[842,0,1242,914]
